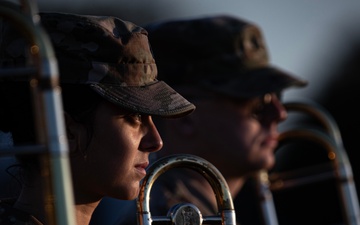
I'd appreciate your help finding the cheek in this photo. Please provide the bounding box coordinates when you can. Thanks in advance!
[93,113,134,148]
[221,114,258,139]
[224,121,263,162]
[235,122,260,147]
[85,116,138,173]
[86,129,139,196]
[89,126,134,161]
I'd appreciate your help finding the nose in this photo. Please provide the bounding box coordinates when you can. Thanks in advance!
[271,94,287,122]
[139,116,163,152]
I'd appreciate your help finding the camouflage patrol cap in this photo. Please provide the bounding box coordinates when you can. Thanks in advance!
[0,12,195,118]
[144,15,308,98]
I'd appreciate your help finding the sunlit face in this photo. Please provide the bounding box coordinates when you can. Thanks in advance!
[70,101,163,202]
[191,93,287,177]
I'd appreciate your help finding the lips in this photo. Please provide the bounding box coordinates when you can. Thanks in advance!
[135,162,149,177]
[263,134,279,149]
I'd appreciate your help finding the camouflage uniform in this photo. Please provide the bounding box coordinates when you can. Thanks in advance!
[0,6,195,225]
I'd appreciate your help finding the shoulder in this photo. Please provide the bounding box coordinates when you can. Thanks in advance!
[0,198,42,225]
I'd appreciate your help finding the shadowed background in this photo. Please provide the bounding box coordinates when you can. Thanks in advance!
[2,1,360,224]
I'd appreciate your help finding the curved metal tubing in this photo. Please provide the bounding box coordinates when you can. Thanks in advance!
[137,154,236,225]
[0,1,76,224]
[270,100,360,225]
[254,170,279,225]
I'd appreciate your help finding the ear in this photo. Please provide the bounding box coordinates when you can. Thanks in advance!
[64,112,78,153]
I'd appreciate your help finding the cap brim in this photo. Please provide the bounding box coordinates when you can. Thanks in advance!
[89,81,195,118]
[203,67,308,99]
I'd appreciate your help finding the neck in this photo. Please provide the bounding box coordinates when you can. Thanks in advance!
[74,202,99,225]
[71,189,102,225]
[14,174,100,225]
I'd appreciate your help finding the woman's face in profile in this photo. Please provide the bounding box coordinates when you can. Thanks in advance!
[69,101,163,201]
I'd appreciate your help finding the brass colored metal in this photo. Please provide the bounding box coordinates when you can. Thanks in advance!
[0,1,76,224]
[137,154,236,225]
[267,100,360,225]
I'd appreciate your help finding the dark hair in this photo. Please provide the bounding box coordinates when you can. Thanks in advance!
[0,81,103,172]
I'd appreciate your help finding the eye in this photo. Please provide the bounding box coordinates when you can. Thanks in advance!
[251,102,265,120]
[251,93,272,120]
[124,113,142,124]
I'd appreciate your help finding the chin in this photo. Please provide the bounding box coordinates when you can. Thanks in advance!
[111,186,140,200]
[260,155,276,170]
[127,189,140,200]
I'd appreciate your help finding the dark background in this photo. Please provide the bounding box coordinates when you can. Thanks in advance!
[2,1,360,224]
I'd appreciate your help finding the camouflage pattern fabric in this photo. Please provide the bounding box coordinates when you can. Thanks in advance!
[145,15,308,99]
[0,11,195,118]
